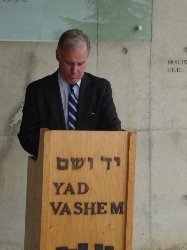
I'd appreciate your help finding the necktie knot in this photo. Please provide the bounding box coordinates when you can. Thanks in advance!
[70,83,77,91]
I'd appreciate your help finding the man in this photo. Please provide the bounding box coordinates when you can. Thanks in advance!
[18,29,121,157]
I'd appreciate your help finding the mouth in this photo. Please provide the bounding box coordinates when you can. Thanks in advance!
[68,76,79,83]
[69,77,79,82]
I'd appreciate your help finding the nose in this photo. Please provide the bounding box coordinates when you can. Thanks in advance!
[71,64,78,74]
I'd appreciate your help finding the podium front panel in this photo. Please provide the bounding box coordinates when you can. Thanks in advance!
[25,130,136,250]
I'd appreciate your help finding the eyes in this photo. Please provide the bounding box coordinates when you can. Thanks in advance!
[65,61,85,67]
[78,62,85,66]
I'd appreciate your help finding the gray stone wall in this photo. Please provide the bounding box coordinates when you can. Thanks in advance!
[0,1,187,249]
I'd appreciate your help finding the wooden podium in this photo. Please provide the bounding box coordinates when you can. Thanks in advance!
[24,129,136,250]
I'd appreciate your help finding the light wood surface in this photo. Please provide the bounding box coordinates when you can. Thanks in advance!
[24,129,136,250]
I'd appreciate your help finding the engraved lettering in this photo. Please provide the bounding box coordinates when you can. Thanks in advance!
[50,201,125,215]
[60,202,71,215]
[71,157,86,170]
[50,202,62,215]
[57,157,68,170]
[101,156,112,170]
[114,157,120,166]
[88,157,93,169]
[111,202,124,214]
[63,183,75,195]
[53,182,65,195]
[74,202,83,215]
[97,202,107,214]
[77,182,89,195]
[84,202,96,215]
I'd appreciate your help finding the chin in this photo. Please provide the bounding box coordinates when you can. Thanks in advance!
[69,78,79,83]
[69,80,77,84]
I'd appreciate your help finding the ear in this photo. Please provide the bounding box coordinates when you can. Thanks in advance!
[56,49,60,61]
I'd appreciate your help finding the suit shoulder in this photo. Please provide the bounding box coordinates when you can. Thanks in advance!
[85,72,110,88]
[85,72,109,83]
[26,71,57,91]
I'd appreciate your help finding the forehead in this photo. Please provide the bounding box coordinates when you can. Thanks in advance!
[61,45,89,60]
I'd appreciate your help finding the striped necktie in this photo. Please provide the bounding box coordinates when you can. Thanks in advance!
[68,83,78,130]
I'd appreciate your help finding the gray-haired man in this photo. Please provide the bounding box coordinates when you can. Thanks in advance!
[18,29,121,156]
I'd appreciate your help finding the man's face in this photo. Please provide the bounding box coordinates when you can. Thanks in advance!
[56,44,88,84]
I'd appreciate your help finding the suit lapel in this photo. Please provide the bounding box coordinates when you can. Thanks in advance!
[76,73,93,129]
[45,71,66,130]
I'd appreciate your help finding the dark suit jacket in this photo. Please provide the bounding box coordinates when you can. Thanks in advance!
[18,71,121,156]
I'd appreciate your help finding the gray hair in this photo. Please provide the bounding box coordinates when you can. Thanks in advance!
[57,29,91,56]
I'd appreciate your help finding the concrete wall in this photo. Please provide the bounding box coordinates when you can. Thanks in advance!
[0,0,187,249]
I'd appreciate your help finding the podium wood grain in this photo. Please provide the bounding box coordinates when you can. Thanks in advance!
[24,129,136,250]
